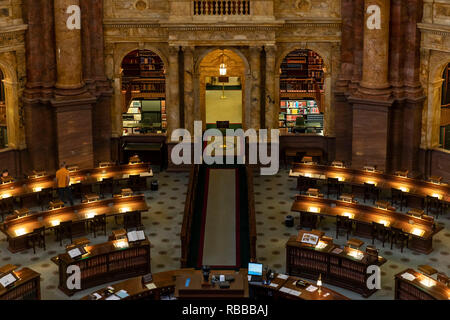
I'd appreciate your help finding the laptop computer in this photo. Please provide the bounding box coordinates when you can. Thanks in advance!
[248,262,263,283]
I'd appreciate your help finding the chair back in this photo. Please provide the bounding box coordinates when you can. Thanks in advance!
[336,215,350,227]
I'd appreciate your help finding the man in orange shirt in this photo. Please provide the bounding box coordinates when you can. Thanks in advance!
[56,162,74,206]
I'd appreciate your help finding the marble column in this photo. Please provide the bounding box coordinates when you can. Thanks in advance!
[349,0,364,93]
[358,0,391,97]
[167,46,181,139]
[428,79,445,149]
[183,46,195,134]
[265,45,277,130]
[54,0,84,91]
[249,46,262,130]
[336,0,355,91]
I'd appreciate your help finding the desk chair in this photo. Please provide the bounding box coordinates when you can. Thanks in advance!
[390,227,409,253]
[71,182,83,203]
[88,214,107,238]
[37,188,54,211]
[336,216,352,240]
[437,273,449,287]
[327,177,341,199]
[27,227,46,254]
[391,188,407,211]
[56,220,73,246]
[100,177,114,198]
[298,212,318,230]
[128,174,145,191]
[425,196,444,219]
[371,221,389,247]
[0,197,14,222]
[363,183,379,204]
[297,176,316,193]
[123,211,142,230]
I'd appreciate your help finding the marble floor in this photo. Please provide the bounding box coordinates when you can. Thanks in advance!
[0,168,449,300]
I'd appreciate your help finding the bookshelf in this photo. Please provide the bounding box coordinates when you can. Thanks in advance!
[280,49,324,94]
[58,239,151,296]
[122,99,167,135]
[0,267,41,300]
[279,99,323,133]
[395,269,450,300]
[286,236,386,297]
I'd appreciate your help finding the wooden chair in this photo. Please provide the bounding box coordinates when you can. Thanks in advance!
[437,273,449,287]
[336,216,352,240]
[327,177,341,199]
[425,195,444,219]
[371,221,389,247]
[26,227,46,254]
[88,214,107,238]
[36,188,53,211]
[0,197,14,222]
[297,176,316,193]
[100,177,114,198]
[363,182,379,204]
[123,211,142,230]
[299,212,318,230]
[128,174,145,191]
[391,188,407,211]
[55,220,73,246]
[390,227,409,253]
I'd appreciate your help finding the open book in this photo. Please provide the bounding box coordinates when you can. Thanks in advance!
[0,273,17,288]
[127,230,145,242]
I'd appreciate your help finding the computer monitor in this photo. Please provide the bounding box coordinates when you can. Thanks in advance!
[248,263,263,276]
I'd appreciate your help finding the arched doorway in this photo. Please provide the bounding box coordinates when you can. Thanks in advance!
[197,49,248,131]
[120,49,166,136]
[0,69,6,148]
[278,49,325,135]
[440,63,450,150]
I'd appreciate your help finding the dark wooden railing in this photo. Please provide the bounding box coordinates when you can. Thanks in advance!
[180,164,200,268]
[246,166,256,261]
[193,0,251,15]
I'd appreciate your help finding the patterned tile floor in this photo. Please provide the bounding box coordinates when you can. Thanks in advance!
[0,168,449,300]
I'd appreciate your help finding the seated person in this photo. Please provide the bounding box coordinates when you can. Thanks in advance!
[1,169,13,183]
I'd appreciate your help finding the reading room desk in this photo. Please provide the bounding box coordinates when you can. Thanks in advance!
[0,195,149,252]
[291,195,443,254]
[395,268,450,300]
[0,264,41,300]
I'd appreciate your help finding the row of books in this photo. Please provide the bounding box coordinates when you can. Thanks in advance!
[329,266,366,284]
[291,259,328,274]
[397,281,434,300]
[341,259,367,273]
[0,279,38,300]
[109,257,148,272]
[287,247,328,263]
[109,247,149,262]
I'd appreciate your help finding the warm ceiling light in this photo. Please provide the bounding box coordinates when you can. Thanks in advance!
[219,63,227,76]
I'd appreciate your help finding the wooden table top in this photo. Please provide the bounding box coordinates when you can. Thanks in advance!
[395,269,450,300]
[0,195,148,240]
[0,266,40,297]
[286,236,387,266]
[291,195,442,240]
[81,269,351,301]
[290,163,450,204]
[58,239,150,265]
[0,163,153,200]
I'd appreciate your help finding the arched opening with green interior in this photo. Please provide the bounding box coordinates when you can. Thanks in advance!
[120,49,166,136]
[440,63,450,150]
[278,49,325,135]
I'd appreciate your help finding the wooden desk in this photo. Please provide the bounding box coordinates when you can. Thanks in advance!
[395,269,450,300]
[0,195,148,253]
[81,269,350,301]
[58,239,151,296]
[175,271,248,299]
[0,266,41,300]
[286,236,386,297]
[290,162,450,206]
[291,195,443,254]
[0,163,153,210]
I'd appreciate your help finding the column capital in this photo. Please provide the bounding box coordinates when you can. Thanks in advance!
[181,46,195,53]
[249,46,263,53]
[168,46,180,55]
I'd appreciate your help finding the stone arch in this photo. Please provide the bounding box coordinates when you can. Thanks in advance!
[194,47,252,130]
[110,43,168,137]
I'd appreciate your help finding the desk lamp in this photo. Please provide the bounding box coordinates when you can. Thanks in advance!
[317,274,322,295]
